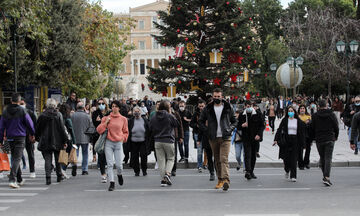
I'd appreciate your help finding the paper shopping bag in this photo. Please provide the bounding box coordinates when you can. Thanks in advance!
[0,151,10,171]
[68,148,77,164]
[58,150,68,165]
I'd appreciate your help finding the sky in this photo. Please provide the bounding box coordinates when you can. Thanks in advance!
[95,0,295,14]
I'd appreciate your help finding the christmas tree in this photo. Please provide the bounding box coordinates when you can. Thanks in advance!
[147,0,262,97]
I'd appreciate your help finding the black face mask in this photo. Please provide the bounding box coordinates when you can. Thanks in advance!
[214,99,221,104]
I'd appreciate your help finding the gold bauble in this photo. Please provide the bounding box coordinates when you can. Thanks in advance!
[184,69,189,72]
[215,12,219,16]
[223,37,226,41]
[230,23,234,27]
[227,72,230,75]
[239,46,243,50]
[242,36,246,40]
[202,53,206,56]
[193,22,197,26]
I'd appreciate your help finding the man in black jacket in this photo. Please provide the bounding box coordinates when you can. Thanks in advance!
[199,88,237,191]
[238,100,265,180]
[310,99,339,186]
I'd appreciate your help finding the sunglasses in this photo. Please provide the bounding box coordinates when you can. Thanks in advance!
[99,103,105,105]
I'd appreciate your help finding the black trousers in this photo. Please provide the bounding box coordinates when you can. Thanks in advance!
[42,150,62,178]
[204,145,214,174]
[25,141,35,172]
[269,116,276,132]
[283,136,299,178]
[172,140,178,172]
[98,153,107,175]
[244,141,257,173]
[298,140,311,168]
[8,137,25,182]
[130,141,147,174]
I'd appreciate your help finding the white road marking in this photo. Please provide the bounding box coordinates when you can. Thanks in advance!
[0,182,58,185]
[0,207,10,211]
[0,199,24,203]
[0,187,48,191]
[0,193,38,197]
[225,214,300,216]
[85,188,311,192]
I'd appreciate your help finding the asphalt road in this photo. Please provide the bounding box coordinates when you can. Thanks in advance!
[1,167,360,216]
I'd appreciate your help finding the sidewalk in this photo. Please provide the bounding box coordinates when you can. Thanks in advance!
[28,118,359,171]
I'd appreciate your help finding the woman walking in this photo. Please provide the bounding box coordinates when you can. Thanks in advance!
[97,100,129,191]
[128,106,150,176]
[298,105,312,169]
[35,99,69,185]
[92,98,110,183]
[267,100,276,134]
[273,106,305,182]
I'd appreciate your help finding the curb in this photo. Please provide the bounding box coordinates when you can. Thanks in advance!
[85,161,360,169]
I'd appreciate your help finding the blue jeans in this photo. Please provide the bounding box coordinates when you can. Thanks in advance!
[194,133,203,168]
[235,141,245,168]
[348,128,360,150]
[179,130,190,159]
[76,143,89,172]
[105,139,123,182]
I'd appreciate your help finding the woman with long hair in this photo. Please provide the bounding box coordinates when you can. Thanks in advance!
[273,106,305,182]
[298,104,312,169]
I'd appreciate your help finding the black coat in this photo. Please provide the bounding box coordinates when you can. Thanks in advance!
[199,100,238,141]
[127,116,151,151]
[190,108,201,134]
[274,117,306,159]
[35,108,69,152]
[310,109,339,143]
[237,109,265,143]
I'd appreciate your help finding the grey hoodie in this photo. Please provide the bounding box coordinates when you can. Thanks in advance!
[150,110,178,144]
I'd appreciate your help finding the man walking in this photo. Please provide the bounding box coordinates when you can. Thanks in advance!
[199,88,237,191]
[178,100,192,164]
[71,101,93,176]
[0,93,35,188]
[310,99,339,186]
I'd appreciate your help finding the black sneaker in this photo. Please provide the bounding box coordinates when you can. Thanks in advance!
[323,178,332,186]
[171,171,176,176]
[223,180,230,191]
[355,149,358,155]
[82,171,88,175]
[256,153,260,158]
[108,182,115,191]
[209,173,215,181]
[250,173,257,179]
[299,167,305,170]
[143,171,147,176]
[245,172,252,180]
[305,165,310,169]
[118,175,124,186]
[236,166,240,171]
[135,172,140,177]
[72,165,77,177]
[178,158,185,163]
[160,179,167,187]
[164,174,172,186]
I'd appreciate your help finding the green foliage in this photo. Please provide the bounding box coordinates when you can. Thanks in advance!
[147,0,261,96]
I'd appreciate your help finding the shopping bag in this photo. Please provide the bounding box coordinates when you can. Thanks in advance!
[0,150,10,171]
[58,150,69,165]
[68,148,77,164]
[94,129,107,154]
[1,140,11,154]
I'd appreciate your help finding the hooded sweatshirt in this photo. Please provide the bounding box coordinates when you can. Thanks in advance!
[97,112,129,143]
[310,109,339,143]
[150,110,178,144]
[0,104,35,142]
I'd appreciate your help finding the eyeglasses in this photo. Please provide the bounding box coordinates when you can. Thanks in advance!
[99,103,105,105]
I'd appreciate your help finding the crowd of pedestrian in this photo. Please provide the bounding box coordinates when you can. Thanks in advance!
[0,90,358,192]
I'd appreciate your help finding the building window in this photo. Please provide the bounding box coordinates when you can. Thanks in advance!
[140,64,145,75]
[139,41,145,50]
[152,16,157,28]
[138,20,145,30]
[152,38,159,49]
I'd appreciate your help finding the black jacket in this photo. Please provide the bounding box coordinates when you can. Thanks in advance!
[310,109,339,143]
[128,116,150,149]
[35,108,69,152]
[274,117,306,155]
[199,100,238,141]
[237,109,265,143]
[350,111,360,144]
[190,108,201,134]
[150,110,178,144]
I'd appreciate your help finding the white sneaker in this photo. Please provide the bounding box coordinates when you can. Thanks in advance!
[154,162,158,170]
[62,172,70,179]
[198,167,202,173]
[291,178,297,182]
[18,179,26,186]
[285,172,289,179]
[101,176,107,183]
[9,182,20,189]
[29,172,36,178]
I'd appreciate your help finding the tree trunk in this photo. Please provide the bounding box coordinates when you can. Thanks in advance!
[328,72,332,97]
[357,0,360,20]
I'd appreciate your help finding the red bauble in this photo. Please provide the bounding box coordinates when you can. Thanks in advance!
[230,96,233,100]
[249,17,252,21]
[235,96,238,99]
[234,23,238,28]
[177,64,181,68]
[226,1,230,5]
[178,80,182,84]
[238,7,241,11]
[162,43,167,47]
[149,87,153,91]
[176,72,180,75]
[151,71,155,74]
[177,29,180,33]
[192,69,196,74]
[219,48,224,52]
[168,56,172,60]
[265,73,268,77]
[192,53,196,57]
[256,93,260,97]
[222,66,226,70]
[254,60,257,64]
[177,7,181,10]
[247,45,251,50]
[185,37,189,41]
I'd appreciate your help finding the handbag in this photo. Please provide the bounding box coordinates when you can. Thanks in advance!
[68,148,78,163]
[94,129,108,154]
[58,150,69,165]
[0,150,10,171]
[277,129,287,147]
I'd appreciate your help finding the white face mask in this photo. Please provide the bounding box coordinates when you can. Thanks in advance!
[179,107,185,111]
[20,105,26,109]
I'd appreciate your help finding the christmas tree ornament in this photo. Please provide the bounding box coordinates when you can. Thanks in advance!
[152,71,155,74]
[187,14,200,26]
[227,72,230,75]
[213,78,221,85]
[168,56,172,60]
[231,84,235,88]
[226,1,230,5]
[209,49,222,64]
[201,6,205,16]
[184,69,188,72]
[259,64,262,68]
[162,43,167,46]
[238,7,241,11]
[228,53,244,64]
[216,69,221,73]
[230,74,237,82]
[239,46,243,50]
[177,7,181,10]
[249,17,252,21]
[202,53,206,56]
[149,87,153,91]
[193,22,197,26]
[219,48,224,52]
[175,46,185,57]
[177,34,181,38]
[230,23,234,27]
[192,69,196,74]
[215,12,219,16]
[248,64,251,68]
[242,36,246,40]
[254,60,257,64]
[247,45,251,50]
[176,72,180,75]
[177,28,180,33]
[186,43,195,53]
[185,37,189,41]
[177,64,181,68]
[192,53,196,57]
[199,31,206,43]
[223,37,226,41]
[178,80,182,84]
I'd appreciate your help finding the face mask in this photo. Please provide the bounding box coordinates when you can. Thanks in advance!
[288,112,295,118]
[356,103,360,106]
[134,112,140,117]
[214,99,221,104]
[99,104,106,111]
[300,110,305,114]
[179,107,185,111]
[20,105,26,109]
[246,107,253,113]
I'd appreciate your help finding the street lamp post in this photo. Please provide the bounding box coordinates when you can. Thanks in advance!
[286,56,304,96]
[336,40,359,103]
